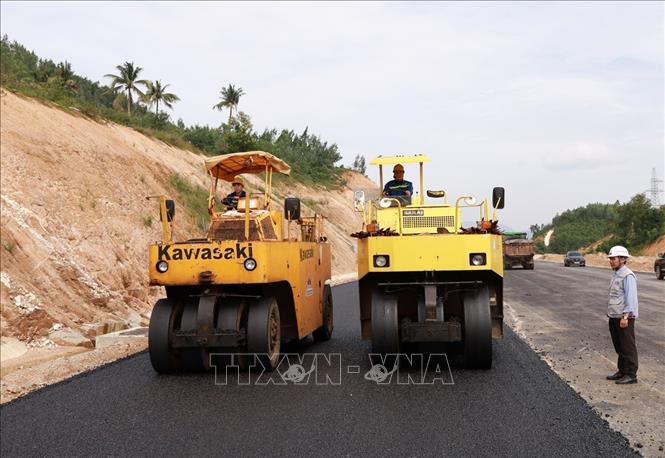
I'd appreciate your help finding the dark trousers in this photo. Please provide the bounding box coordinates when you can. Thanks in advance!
[608,318,638,377]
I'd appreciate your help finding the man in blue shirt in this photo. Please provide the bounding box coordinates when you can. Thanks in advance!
[605,245,639,385]
[222,176,246,210]
[383,164,413,197]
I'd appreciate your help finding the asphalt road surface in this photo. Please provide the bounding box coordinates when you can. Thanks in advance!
[506,261,664,368]
[1,281,636,457]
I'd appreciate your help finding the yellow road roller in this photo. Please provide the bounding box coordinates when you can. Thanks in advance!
[353,154,504,369]
[147,151,333,373]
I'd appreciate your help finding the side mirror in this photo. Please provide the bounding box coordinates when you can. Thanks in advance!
[427,190,446,198]
[284,197,301,220]
[353,190,365,212]
[492,187,505,209]
[160,199,176,222]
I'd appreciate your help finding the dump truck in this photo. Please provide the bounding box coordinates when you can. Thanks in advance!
[147,151,333,373]
[502,232,535,270]
[353,154,505,369]
[655,253,665,280]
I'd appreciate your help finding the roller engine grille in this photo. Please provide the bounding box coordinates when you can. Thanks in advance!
[403,215,455,229]
[208,218,277,241]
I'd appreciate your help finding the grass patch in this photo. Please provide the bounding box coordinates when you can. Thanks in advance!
[2,239,16,254]
[170,174,210,232]
[142,215,153,227]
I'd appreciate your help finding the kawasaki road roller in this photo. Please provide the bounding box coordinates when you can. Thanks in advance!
[147,151,333,373]
[352,154,504,369]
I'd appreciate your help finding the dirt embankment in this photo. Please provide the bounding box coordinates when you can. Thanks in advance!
[0,89,373,400]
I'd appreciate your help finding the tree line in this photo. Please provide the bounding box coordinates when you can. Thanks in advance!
[531,194,665,255]
[0,35,364,186]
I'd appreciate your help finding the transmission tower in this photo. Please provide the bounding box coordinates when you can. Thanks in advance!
[647,167,664,207]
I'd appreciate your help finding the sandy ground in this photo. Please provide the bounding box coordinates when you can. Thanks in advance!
[0,341,147,404]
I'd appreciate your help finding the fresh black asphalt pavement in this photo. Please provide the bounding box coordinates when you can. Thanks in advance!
[1,281,636,457]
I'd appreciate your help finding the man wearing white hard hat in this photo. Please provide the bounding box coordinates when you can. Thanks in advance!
[606,245,639,385]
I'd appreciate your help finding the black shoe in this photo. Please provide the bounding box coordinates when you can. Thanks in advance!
[606,371,623,380]
[615,375,637,385]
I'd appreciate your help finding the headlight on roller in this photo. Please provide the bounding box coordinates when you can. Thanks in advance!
[244,258,257,271]
[470,253,486,266]
[156,261,169,273]
[373,255,390,268]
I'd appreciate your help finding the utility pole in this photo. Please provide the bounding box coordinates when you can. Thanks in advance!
[647,167,664,207]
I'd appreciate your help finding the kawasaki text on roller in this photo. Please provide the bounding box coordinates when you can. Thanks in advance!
[158,243,253,261]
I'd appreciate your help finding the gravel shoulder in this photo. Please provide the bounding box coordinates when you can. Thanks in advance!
[504,261,665,457]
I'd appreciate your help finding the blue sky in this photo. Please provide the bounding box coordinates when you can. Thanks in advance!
[1,1,663,230]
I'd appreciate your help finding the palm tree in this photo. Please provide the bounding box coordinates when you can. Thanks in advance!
[56,61,77,92]
[57,61,74,81]
[213,84,245,122]
[143,80,180,114]
[105,62,150,116]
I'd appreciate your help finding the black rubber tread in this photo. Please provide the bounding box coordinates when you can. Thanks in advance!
[148,298,181,374]
[247,296,281,371]
[179,301,205,372]
[313,285,334,342]
[370,289,400,357]
[213,299,248,370]
[462,284,492,369]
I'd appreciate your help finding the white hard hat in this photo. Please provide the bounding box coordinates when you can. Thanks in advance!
[607,245,630,258]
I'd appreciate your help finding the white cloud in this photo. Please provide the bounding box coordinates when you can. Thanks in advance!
[0,1,662,230]
[543,142,620,171]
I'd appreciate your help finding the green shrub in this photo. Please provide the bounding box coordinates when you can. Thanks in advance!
[2,239,16,254]
[532,196,665,254]
[170,174,210,232]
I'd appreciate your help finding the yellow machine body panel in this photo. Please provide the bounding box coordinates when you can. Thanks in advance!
[149,240,331,339]
[147,151,335,373]
[373,205,460,235]
[352,154,506,366]
[357,233,503,278]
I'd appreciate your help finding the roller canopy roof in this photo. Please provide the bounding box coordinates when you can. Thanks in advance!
[370,154,431,165]
[205,151,291,181]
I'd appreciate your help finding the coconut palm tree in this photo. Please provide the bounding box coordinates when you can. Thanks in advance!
[213,84,245,122]
[57,61,74,81]
[143,80,180,114]
[105,62,150,116]
[56,61,77,92]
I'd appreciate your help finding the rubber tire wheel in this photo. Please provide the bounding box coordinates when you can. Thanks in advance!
[371,290,400,365]
[213,299,248,370]
[149,298,182,374]
[657,265,664,280]
[462,285,492,369]
[247,296,281,371]
[179,301,206,372]
[313,285,334,342]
